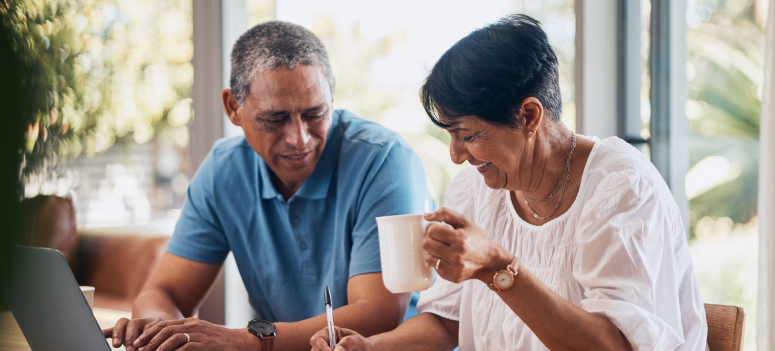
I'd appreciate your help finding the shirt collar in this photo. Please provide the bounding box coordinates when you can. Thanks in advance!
[257,110,342,200]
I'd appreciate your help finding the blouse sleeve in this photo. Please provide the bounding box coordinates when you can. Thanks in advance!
[416,167,478,321]
[573,170,687,350]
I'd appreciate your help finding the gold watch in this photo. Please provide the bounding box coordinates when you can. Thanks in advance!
[488,257,519,292]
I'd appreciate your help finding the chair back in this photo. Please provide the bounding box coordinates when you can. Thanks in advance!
[76,232,169,311]
[705,303,745,351]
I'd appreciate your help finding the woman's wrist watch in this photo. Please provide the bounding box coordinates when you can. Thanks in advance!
[248,319,276,351]
[488,256,520,293]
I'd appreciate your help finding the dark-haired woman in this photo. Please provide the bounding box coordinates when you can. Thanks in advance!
[311,14,707,351]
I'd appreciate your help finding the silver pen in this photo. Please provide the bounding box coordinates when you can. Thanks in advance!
[324,286,336,349]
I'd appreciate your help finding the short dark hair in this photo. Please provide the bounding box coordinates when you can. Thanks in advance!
[230,21,334,105]
[420,14,562,129]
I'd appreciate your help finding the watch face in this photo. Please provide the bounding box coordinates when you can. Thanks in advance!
[250,319,276,335]
[495,271,514,289]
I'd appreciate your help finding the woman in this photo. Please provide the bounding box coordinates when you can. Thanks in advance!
[311,14,707,351]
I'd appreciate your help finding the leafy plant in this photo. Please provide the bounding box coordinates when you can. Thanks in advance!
[686,0,764,228]
[0,0,193,183]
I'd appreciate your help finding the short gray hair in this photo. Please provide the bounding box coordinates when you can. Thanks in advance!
[230,21,335,105]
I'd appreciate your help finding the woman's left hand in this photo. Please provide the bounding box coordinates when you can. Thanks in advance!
[423,207,515,284]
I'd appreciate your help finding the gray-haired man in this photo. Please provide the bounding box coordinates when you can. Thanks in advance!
[103,21,432,351]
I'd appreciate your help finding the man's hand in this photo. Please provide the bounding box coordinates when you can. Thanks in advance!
[103,317,162,351]
[101,254,224,350]
[310,326,378,351]
[132,317,257,351]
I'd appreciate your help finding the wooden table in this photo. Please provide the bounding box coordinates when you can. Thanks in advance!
[0,308,131,350]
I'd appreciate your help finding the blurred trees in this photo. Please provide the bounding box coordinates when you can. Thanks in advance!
[0,0,192,182]
[685,1,766,349]
[281,0,576,205]
[686,0,765,230]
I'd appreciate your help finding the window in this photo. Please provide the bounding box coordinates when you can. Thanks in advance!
[685,1,766,349]
[624,1,766,349]
[23,0,195,232]
[258,0,575,206]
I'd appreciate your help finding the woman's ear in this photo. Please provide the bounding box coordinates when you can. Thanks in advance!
[520,97,544,133]
[222,89,242,127]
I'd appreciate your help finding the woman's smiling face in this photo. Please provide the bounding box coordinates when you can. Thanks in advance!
[444,115,528,191]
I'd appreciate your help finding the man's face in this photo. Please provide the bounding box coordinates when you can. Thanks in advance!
[226,65,333,194]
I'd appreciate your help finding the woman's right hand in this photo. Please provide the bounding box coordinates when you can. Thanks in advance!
[102,317,162,351]
[310,326,378,351]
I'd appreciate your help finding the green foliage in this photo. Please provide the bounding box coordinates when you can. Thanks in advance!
[0,0,193,181]
[686,0,764,227]
[1,0,82,178]
[686,2,765,349]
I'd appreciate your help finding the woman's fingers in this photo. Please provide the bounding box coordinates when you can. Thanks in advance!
[424,207,469,228]
[425,222,459,246]
[425,252,443,270]
[423,234,456,259]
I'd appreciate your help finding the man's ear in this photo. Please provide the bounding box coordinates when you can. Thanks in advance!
[520,97,544,132]
[222,89,242,127]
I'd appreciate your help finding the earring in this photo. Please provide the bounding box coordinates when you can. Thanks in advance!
[528,131,534,136]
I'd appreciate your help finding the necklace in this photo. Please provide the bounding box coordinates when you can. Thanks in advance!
[522,132,576,220]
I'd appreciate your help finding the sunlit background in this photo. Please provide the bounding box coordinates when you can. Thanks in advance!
[8,0,767,349]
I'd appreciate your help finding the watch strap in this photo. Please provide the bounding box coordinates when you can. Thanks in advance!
[261,335,274,351]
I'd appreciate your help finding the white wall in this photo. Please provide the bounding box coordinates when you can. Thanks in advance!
[758,0,775,348]
[574,0,619,139]
[220,0,255,328]
[191,0,254,328]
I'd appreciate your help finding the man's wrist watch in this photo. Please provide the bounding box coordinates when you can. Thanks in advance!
[248,319,276,351]
[487,256,520,293]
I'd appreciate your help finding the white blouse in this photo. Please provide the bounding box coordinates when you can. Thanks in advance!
[416,137,708,351]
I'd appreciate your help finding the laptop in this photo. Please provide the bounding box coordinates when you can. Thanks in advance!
[2,245,112,351]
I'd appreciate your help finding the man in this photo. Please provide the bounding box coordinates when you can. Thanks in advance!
[104,21,431,351]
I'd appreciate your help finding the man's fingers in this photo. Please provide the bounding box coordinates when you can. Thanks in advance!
[126,318,150,351]
[143,325,191,351]
[424,207,469,228]
[112,318,129,348]
[143,319,160,331]
[103,327,114,339]
[310,333,332,351]
[147,332,189,351]
[335,326,350,341]
[135,319,185,348]
[176,343,199,351]
[333,335,360,351]
[334,326,359,338]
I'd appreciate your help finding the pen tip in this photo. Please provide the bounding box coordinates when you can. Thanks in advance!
[324,286,331,305]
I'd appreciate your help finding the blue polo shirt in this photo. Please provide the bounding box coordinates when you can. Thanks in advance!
[166,110,433,322]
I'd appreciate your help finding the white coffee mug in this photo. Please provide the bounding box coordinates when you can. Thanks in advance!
[376,214,437,293]
[80,286,95,310]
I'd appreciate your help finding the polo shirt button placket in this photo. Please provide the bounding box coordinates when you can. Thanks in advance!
[299,241,307,251]
[293,217,301,225]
